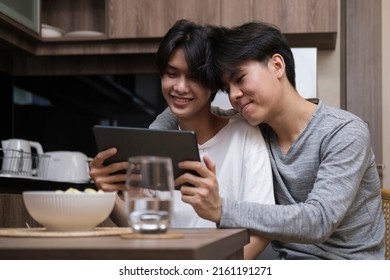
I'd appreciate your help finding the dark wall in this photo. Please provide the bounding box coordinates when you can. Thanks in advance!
[0,72,14,140]
[1,73,166,158]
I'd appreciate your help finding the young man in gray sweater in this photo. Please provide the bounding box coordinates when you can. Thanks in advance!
[150,21,385,259]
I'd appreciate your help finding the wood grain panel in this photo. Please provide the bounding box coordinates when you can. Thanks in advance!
[12,54,158,76]
[0,17,38,54]
[0,194,39,228]
[167,0,221,25]
[41,0,106,33]
[108,0,167,38]
[221,0,254,27]
[109,0,221,39]
[35,39,159,56]
[345,0,382,163]
[253,0,337,34]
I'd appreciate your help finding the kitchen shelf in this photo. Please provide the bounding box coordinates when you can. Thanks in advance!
[40,0,106,41]
[41,35,108,42]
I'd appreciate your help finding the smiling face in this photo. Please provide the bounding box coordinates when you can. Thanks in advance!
[222,56,284,126]
[161,48,213,121]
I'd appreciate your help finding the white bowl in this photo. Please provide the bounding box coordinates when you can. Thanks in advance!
[64,30,104,37]
[23,191,116,231]
[41,24,65,38]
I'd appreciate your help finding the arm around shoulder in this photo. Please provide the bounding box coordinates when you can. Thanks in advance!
[149,107,178,129]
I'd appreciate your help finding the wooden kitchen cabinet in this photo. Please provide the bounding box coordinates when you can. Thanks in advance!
[222,0,337,49]
[251,0,337,34]
[108,0,337,48]
[108,0,337,38]
[1,0,337,58]
[108,0,221,39]
[1,0,338,75]
[222,0,337,34]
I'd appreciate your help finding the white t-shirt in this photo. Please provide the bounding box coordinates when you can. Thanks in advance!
[170,114,275,228]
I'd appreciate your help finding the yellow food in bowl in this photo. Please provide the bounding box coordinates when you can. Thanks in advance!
[55,187,104,194]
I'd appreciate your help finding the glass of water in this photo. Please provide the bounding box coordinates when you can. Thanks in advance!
[125,156,174,234]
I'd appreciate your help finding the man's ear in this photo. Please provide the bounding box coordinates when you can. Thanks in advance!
[271,54,285,78]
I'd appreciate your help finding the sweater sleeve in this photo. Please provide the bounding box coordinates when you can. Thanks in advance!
[149,107,178,129]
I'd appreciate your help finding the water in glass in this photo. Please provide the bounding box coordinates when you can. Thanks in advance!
[125,156,174,234]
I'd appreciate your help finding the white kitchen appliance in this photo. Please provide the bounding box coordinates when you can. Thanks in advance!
[44,151,90,183]
[1,139,46,177]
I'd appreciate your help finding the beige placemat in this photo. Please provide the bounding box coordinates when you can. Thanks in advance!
[0,227,133,238]
[121,232,184,239]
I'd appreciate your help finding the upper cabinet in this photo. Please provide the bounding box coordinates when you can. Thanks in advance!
[1,0,337,52]
[108,0,221,39]
[108,0,337,48]
[250,0,337,34]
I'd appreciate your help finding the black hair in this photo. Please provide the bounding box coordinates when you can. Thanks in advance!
[212,21,296,88]
[155,19,222,99]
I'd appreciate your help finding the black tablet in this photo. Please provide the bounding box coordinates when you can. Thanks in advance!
[93,125,200,182]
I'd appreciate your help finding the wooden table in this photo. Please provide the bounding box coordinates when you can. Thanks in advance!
[0,228,249,260]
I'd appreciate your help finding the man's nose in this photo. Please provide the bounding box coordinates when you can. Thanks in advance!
[174,76,189,93]
[229,85,242,101]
